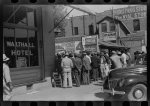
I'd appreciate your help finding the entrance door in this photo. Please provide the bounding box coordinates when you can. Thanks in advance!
[3,5,44,86]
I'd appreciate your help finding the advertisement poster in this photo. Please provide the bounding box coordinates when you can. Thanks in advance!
[55,41,75,53]
[16,57,27,68]
[82,35,98,52]
[102,32,117,41]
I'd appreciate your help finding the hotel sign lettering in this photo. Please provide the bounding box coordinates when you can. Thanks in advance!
[114,5,147,20]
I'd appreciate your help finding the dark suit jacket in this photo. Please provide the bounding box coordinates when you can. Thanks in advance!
[91,55,100,68]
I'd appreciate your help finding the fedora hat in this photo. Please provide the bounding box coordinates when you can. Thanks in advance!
[3,54,9,61]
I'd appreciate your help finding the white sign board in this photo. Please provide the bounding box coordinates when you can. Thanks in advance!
[102,32,116,41]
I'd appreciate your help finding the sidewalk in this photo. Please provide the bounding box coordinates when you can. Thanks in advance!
[11,77,52,96]
[9,78,106,101]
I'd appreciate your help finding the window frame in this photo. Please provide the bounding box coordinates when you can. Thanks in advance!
[89,24,94,35]
[74,27,79,35]
[3,6,40,69]
[101,23,107,32]
[109,21,116,32]
[133,19,140,32]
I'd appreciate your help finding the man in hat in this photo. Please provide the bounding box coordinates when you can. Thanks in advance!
[3,54,13,100]
[91,52,100,81]
[110,51,123,69]
[82,52,91,85]
[74,53,82,87]
[61,52,73,88]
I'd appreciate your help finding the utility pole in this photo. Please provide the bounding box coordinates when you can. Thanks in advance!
[112,7,119,45]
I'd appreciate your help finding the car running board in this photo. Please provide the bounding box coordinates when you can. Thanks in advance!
[103,89,125,95]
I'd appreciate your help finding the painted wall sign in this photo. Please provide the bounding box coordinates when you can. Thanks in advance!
[102,32,116,41]
[114,5,147,20]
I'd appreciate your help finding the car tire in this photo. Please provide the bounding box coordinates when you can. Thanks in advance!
[128,84,147,101]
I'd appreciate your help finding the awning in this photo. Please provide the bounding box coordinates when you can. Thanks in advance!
[99,41,129,48]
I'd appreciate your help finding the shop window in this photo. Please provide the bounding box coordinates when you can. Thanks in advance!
[3,5,35,27]
[101,23,107,32]
[74,27,78,35]
[89,24,94,35]
[110,21,116,32]
[133,19,140,31]
[3,28,39,68]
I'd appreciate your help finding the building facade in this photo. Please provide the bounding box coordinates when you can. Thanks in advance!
[3,5,55,86]
[60,5,147,60]
[63,5,146,38]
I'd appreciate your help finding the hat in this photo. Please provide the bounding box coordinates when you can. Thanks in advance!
[3,54,9,61]
[65,52,69,56]
[117,51,121,55]
[82,52,87,55]
[112,51,116,54]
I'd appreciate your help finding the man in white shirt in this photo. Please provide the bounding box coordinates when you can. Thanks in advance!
[86,51,91,63]
[121,50,127,68]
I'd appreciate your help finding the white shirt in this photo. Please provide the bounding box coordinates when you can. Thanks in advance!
[86,55,91,63]
[121,53,127,64]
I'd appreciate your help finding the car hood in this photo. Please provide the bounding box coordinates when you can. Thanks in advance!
[109,65,147,78]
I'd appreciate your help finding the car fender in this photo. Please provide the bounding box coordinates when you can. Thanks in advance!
[123,76,147,88]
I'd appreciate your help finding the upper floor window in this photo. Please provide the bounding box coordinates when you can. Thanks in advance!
[133,19,140,31]
[74,27,78,35]
[3,5,36,27]
[101,23,107,32]
[89,24,94,35]
[110,21,116,32]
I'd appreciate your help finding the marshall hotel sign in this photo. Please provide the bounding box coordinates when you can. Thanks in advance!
[114,5,146,20]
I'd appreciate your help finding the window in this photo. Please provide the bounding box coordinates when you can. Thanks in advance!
[101,23,107,32]
[133,19,140,31]
[74,27,78,35]
[110,21,116,31]
[89,24,94,35]
[3,5,35,27]
[3,28,39,68]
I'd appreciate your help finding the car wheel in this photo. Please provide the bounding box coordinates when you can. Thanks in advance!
[128,84,147,101]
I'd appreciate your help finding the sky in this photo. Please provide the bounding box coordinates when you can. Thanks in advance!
[66,5,137,17]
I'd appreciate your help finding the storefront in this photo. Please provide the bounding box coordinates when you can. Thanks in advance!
[99,40,129,56]
[3,5,55,86]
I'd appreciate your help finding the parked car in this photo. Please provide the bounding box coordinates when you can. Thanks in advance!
[103,54,147,101]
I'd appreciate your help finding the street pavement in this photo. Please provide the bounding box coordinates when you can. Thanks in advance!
[9,80,110,101]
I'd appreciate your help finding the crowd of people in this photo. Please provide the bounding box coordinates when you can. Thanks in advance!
[3,49,146,100]
[55,49,147,88]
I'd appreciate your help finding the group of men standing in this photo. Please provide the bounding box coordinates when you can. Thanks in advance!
[55,48,137,88]
[55,50,113,88]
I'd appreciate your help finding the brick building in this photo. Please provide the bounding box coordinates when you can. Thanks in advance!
[59,5,147,60]
[63,5,146,37]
